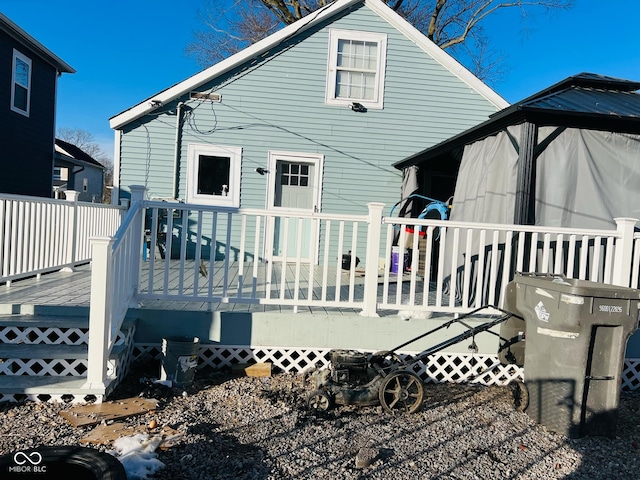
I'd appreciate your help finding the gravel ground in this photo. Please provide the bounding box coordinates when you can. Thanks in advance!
[1,358,640,479]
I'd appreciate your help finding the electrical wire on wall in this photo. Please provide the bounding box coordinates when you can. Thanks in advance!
[142,123,152,190]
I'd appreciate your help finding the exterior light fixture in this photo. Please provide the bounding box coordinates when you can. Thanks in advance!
[349,102,367,113]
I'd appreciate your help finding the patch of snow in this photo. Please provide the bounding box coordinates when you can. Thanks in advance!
[108,433,165,480]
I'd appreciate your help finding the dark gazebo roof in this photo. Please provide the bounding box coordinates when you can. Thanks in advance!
[395,73,640,170]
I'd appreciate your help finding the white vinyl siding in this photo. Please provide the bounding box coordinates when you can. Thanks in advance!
[325,29,387,109]
[186,144,242,207]
[11,49,31,116]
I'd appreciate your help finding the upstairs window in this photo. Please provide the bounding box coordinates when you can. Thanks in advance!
[325,29,387,109]
[11,49,31,116]
[187,144,242,207]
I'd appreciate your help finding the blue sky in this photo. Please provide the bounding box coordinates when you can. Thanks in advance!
[3,0,639,162]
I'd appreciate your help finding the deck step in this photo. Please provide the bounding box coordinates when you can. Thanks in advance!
[0,343,127,359]
[0,314,90,328]
[0,313,137,401]
[0,314,137,330]
[0,375,113,396]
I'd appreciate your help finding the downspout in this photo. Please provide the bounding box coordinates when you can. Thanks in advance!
[173,102,184,200]
[71,165,85,193]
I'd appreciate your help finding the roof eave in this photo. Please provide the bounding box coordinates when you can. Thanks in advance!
[393,108,523,169]
[109,0,361,129]
[394,105,640,170]
[365,0,508,110]
[0,13,75,74]
[54,152,105,170]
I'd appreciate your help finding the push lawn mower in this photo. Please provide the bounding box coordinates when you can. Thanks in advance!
[304,306,524,414]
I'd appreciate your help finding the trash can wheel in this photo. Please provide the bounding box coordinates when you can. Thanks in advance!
[510,380,529,412]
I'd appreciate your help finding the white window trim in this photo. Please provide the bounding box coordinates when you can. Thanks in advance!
[11,49,31,117]
[325,29,387,110]
[266,151,324,213]
[186,144,242,207]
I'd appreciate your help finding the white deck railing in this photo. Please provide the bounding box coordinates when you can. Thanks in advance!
[49,185,640,391]
[379,216,638,314]
[0,191,125,284]
[130,198,638,316]
[138,200,379,313]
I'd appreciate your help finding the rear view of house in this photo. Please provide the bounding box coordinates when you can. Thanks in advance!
[0,13,74,197]
[110,0,507,262]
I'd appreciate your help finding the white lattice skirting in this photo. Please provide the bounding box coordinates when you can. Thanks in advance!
[133,344,640,391]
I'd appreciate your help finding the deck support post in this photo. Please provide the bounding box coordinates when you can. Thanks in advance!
[128,185,147,305]
[83,237,114,392]
[612,217,638,287]
[361,202,385,317]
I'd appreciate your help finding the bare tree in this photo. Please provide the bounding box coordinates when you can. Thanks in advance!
[187,0,573,83]
[57,127,113,203]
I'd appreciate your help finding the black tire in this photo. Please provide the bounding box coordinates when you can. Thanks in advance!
[0,446,126,479]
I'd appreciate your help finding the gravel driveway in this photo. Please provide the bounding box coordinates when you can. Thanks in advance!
[1,359,639,479]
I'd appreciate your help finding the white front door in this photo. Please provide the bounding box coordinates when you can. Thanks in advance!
[266,151,323,262]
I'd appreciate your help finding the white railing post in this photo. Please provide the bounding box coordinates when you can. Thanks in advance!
[128,185,147,305]
[63,190,80,269]
[612,217,638,287]
[360,202,384,317]
[84,236,114,391]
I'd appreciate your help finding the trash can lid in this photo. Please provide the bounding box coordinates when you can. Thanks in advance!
[513,273,640,300]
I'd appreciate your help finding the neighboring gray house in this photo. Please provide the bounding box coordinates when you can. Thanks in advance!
[109,0,507,260]
[54,138,105,202]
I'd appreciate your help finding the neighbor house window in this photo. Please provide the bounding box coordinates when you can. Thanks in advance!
[325,29,387,109]
[11,49,31,116]
[187,144,242,206]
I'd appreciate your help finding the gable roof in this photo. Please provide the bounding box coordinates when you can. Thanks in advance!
[109,0,507,129]
[394,72,640,170]
[0,13,75,74]
[55,139,105,169]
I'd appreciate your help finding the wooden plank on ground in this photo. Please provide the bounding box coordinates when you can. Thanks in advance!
[59,397,159,427]
[231,362,272,377]
[80,422,182,449]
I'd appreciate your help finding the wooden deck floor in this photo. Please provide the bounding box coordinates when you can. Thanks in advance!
[0,262,422,317]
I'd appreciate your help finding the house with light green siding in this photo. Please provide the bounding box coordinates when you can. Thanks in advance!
[109,0,507,263]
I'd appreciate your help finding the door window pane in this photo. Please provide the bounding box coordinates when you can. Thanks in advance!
[279,162,309,188]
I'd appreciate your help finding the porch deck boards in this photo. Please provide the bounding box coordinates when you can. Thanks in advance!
[0,262,431,316]
[139,260,398,315]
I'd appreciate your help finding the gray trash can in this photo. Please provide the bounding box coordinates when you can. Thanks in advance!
[503,273,640,438]
[160,336,200,388]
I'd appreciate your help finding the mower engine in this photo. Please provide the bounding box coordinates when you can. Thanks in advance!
[305,349,387,411]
